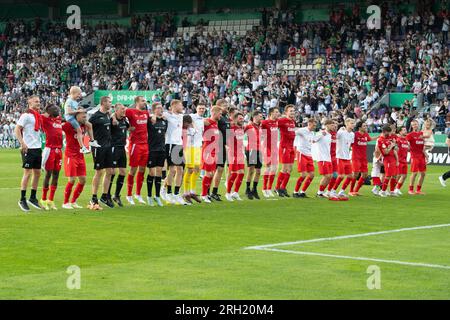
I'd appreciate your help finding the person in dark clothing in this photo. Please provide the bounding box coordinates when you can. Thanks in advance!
[147,102,168,207]
[88,96,114,208]
[438,133,450,187]
[109,103,130,207]
[211,99,231,201]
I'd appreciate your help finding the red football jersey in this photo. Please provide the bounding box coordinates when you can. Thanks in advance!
[396,135,409,163]
[62,122,85,159]
[330,130,337,159]
[351,131,371,162]
[203,119,220,155]
[261,119,278,152]
[229,124,245,162]
[42,115,63,148]
[278,117,296,148]
[125,108,148,145]
[406,131,424,157]
[377,135,396,161]
[244,122,261,151]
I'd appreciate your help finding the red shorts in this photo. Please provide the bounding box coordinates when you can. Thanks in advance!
[229,163,245,171]
[228,151,245,172]
[384,160,398,177]
[64,155,86,177]
[337,159,352,175]
[411,156,426,173]
[398,162,408,175]
[129,143,149,167]
[263,148,279,166]
[279,146,295,164]
[352,158,368,173]
[318,161,333,175]
[331,158,338,173]
[297,152,315,173]
[201,150,217,172]
[42,147,62,171]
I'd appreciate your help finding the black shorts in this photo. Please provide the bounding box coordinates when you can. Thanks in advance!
[246,150,263,169]
[216,144,227,167]
[148,150,166,168]
[380,164,385,174]
[92,146,113,170]
[112,146,127,168]
[22,148,42,169]
[165,144,184,166]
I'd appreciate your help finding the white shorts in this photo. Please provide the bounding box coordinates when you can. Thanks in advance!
[371,159,382,178]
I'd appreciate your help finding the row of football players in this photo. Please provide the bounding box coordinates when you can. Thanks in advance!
[15,93,430,212]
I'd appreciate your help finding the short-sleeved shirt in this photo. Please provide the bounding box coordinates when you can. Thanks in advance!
[278,117,296,148]
[125,108,149,145]
[203,119,220,155]
[406,131,424,158]
[190,113,205,148]
[41,115,63,149]
[17,113,41,149]
[261,119,278,152]
[229,124,245,160]
[330,130,337,159]
[62,122,85,159]
[244,122,261,151]
[336,129,355,160]
[396,135,409,163]
[64,97,79,116]
[148,117,167,152]
[111,117,129,147]
[217,114,231,147]
[351,131,371,162]
[377,135,396,161]
[163,112,183,146]
[89,110,112,147]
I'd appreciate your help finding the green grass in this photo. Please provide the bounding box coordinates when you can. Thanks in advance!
[0,149,449,299]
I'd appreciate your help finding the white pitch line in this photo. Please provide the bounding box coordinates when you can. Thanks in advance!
[257,248,450,270]
[245,223,450,250]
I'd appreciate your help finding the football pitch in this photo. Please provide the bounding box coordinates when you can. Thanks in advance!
[0,149,449,300]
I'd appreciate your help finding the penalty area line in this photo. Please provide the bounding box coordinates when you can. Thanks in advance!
[245,223,450,250]
[244,223,450,270]
[255,247,450,270]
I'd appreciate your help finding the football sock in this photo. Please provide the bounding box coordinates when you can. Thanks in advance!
[136,171,144,196]
[127,174,134,196]
[49,185,57,201]
[301,176,313,192]
[64,182,74,204]
[116,175,125,197]
[42,187,49,201]
[234,173,244,193]
[72,183,84,203]
[147,175,154,197]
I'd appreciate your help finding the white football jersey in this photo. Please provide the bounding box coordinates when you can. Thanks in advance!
[163,111,183,145]
[17,113,41,149]
[190,113,204,147]
[294,127,319,156]
[312,131,332,162]
[336,128,354,160]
